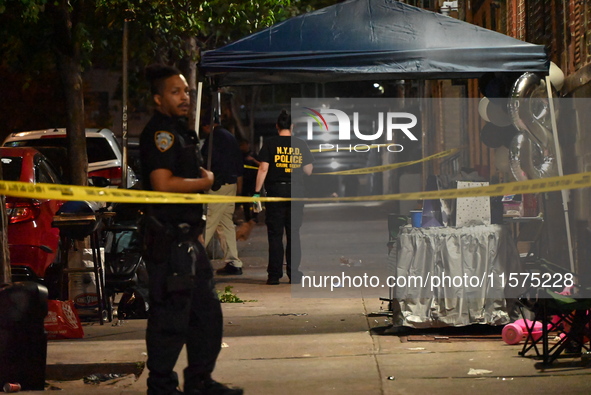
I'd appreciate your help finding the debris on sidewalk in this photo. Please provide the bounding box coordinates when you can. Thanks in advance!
[339,256,362,267]
[467,368,493,375]
[274,313,308,316]
[83,373,129,385]
[217,285,257,303]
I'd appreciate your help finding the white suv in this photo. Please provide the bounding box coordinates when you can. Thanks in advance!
[3,128,138,187]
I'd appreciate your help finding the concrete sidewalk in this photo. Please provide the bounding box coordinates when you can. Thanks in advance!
[19,220,591,394]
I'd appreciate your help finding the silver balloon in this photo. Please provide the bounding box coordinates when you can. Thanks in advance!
[507,73,558,180]
[509,132,555,181]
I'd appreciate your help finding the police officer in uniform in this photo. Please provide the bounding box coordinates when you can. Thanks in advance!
[255,109,314,285]
[139,64,243,395]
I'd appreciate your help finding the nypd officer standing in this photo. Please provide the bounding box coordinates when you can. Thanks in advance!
[255,109,314,285]
[139,64,243,395]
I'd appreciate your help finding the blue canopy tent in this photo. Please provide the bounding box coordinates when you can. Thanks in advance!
[199,0,548,86]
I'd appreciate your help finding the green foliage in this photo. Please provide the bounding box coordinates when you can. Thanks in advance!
[0,0,342,130]
[0,0,340,75]
[217,285,257,303]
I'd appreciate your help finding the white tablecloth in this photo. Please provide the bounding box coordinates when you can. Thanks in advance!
[389,224,522,328]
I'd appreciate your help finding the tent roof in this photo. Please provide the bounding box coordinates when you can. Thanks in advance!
[199,0,548,86]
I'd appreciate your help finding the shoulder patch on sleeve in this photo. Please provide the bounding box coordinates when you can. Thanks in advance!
[155,131,174,152]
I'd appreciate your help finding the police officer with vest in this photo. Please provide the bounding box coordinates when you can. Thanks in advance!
[139,64,243,395]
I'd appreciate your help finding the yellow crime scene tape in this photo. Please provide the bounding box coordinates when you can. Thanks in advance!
[315,148,459,175]
[1,171,591,205]
[243,147,458,174]
[310,143,392,153]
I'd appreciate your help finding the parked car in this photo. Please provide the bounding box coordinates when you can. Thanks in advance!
[3,128,138,187]
[1,147,64,292]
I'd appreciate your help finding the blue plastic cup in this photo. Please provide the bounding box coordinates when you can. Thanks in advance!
[410,210,423,228]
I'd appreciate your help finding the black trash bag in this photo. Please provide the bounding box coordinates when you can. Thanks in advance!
[0,282,48,391]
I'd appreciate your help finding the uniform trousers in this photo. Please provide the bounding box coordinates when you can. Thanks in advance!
[143,223,223,394]
[265,200,304,281]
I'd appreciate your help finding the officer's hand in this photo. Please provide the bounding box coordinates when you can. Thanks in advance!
[200,167,214,189]
[252,193,263,213]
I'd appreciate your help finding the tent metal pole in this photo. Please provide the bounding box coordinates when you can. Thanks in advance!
[194,81,203,133]
[121,14,130,189]
[545,75,575,275]
[203,81,218,246]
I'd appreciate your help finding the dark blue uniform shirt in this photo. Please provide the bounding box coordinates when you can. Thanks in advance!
[139,111,204,225]
[201,126,243,186]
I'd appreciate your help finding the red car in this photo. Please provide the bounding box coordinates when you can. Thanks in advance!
[1,147,64,291]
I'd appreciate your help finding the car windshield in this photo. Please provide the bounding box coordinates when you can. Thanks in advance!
[1,157,23,181]
[5,136,117,162]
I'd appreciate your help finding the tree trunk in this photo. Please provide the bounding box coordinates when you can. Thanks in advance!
[0,194,11,285]
[51,0,88,187]
[57,54,88,186]
[0,109,10,284]
[229,86,261,144]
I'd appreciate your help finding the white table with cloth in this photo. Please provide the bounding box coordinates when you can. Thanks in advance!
[388,224,522,328]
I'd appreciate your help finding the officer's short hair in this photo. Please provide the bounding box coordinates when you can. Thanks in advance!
[277,109,291,130]
[145,64,182,95]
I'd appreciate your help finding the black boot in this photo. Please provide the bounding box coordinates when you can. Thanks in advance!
[186,378,243,395]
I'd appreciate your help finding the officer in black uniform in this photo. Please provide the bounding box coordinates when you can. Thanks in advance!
[255,109,314,285]
[139,64,243,395]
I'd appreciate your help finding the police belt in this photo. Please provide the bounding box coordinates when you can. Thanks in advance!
[143,215,201,240]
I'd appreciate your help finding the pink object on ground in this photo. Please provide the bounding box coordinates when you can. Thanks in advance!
[502,319,544,345]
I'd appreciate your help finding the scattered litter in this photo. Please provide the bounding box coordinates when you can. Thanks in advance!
[274,313,308,316]
[467,368,493,376]
[497,377,514,381]
[3,383,21,393]
[141,352,147,356]
[221,342,229,348]
[228,321,233,324]
[339,256,363,267]
[83,373,128,385]
[407,347,426,351]
[387,376,395,380]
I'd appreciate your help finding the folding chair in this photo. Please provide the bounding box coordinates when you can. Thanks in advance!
[518,287,591,364]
